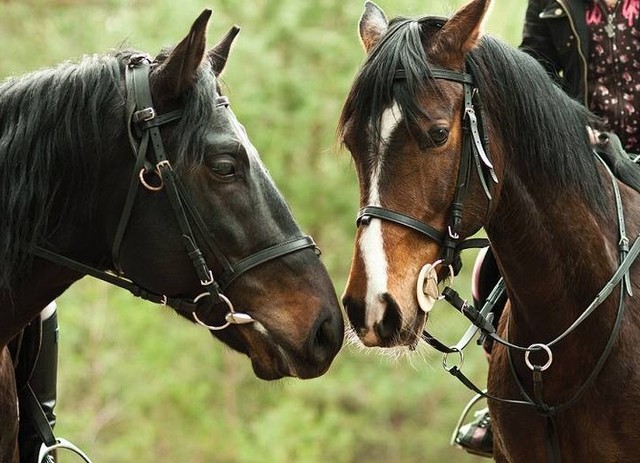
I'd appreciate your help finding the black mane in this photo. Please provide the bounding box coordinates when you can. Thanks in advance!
[339,15,622,214]
[0,49,219,290]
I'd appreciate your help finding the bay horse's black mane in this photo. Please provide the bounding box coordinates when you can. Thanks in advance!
[339,15,640,216]
[0,49,219,290]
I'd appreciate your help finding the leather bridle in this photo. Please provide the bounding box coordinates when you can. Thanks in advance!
[356,62,495,276]
[32,54,319,330]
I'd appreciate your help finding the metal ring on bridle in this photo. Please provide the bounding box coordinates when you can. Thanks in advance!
[524,343,553,371]
[192,292,234,331]
[139,167,164,191]
[191,293,254,331]
[417,259,456,313]
[442,347,464,372]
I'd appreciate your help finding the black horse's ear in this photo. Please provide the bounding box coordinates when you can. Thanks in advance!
[153,9,211,99]
[208,26,240,76]
[431,0,490,62]
[359,1,388,53]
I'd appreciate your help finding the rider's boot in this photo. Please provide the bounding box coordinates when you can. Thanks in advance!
[453,248,503,458]
[18,302,58,463]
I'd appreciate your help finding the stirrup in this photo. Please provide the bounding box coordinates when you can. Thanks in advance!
[38,437,94,463]
[450,391,486,445]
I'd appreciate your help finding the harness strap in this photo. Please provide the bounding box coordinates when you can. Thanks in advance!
[31,246,199,313]
[19,385,56,448]
[218,236,318,290]
[596,153,633,296]
[358,206,444,243]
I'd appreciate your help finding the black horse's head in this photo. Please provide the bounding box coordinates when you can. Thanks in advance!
[0,11,344,379]
[112,11,345,379]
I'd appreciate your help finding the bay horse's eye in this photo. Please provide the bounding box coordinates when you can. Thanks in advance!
[428,127,449,146]
[211,156,237,179]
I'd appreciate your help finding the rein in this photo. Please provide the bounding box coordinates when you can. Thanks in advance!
[410,69,639,461]
[439,155,640,462]
[32,53,318,328]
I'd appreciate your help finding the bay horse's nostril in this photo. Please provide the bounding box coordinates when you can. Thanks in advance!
[374,293,402,344]
[342,294,365,332]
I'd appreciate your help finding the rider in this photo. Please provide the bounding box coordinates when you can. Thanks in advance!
[11,303,59,463]
[455,0,640,457]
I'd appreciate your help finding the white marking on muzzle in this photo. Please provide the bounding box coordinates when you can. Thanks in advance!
[359,103,402,331]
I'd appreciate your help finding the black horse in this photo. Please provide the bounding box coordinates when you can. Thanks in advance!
[0,10,344,461]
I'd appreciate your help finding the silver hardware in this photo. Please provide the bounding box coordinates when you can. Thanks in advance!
[448,226,460,239]
[139,167,163,191]
[524,343,553,371]
[442,347,464,372]
[38,438,93,463]
[417,259,456,313]
[225,312,255,324]
[200,269,215,286]
[191,293,255,331]
[135,107,156,122]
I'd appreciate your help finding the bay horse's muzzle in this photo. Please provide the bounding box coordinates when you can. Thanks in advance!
[342,292,404,347]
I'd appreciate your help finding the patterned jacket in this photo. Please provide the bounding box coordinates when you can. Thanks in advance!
[520,0,591,105]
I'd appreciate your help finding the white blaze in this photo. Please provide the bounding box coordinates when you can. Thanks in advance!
[359,103,401,329]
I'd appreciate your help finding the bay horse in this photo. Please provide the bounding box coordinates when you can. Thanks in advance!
[0,10,344,461]
[339,0,640,461]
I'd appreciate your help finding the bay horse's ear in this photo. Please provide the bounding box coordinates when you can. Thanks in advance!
[208,25,241,76]
[431,0,491,64]
[359,1,388,53]
[153,9,211,99]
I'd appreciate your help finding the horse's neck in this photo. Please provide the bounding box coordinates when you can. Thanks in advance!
[0,261,79,347]
[486,176,621,341]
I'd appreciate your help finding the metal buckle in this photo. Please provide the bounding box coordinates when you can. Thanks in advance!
[133,107,156,123]
[200,269,215,286]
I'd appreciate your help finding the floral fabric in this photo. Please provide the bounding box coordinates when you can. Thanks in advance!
[586,0,640,152]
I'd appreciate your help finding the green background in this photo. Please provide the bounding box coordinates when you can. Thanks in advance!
[0,1,526,461]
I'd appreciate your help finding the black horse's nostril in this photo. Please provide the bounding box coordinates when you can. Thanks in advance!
[307,308,344,364]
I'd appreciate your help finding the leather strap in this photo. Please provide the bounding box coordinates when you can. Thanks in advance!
[357,206,445,243]
[218,236,318,290]
[32,54,324,324]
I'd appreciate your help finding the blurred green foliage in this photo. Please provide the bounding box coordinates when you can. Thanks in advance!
[0,0,526,461]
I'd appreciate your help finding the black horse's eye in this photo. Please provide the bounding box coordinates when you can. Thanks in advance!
[211,157,237,178]
[428,127,449,146]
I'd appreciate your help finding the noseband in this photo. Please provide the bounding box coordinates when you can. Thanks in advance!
[32,54,318,330]
[356,61,496,274]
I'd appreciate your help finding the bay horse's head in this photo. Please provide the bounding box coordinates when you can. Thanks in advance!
[100,12,344,379]
[339,0,497,348]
